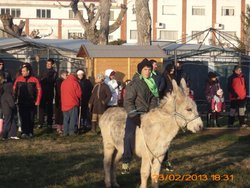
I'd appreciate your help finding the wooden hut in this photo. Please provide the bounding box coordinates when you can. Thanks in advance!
[77,44,167,83]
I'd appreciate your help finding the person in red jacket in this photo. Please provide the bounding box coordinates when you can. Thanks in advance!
[61,73,82,136]
[13,65,42,138]
[228,65,247,128]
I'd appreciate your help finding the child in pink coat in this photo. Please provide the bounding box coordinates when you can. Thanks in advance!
[211,88,225,126]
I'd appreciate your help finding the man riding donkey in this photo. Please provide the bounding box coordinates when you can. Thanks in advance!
[121,58,159,174]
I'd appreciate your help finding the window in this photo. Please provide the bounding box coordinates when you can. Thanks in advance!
[1,8,21,18]
[159,31,178,40]
[110,10,114,21]
[162,5,176,15]
[132,4,136,14]
[192,31,205,43]
[221,7,234,16]
[192,6,205,16]
[69,10,83,19]
[36,9,51,18]
[130,30,137,40]
[68,31,85,39]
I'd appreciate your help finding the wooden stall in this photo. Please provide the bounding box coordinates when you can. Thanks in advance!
[77,44,167,83]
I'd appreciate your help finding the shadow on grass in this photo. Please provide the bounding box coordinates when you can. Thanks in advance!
[1,130,249,188]
[0,151,105,188]
[0,132,106,188]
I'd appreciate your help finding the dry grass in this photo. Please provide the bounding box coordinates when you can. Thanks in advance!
[0,128,249,188]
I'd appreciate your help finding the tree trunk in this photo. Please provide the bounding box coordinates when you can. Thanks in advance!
[69,0,127,45]
[99,0,111,45]
[0,14,25,37]
[135,0,151,45]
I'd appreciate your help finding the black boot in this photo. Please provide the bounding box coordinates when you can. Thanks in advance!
[213,119,217,127]
[239,116,246,127]
[228,116,235,127]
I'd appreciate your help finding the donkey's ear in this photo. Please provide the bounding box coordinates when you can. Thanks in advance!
[172,79,179,94]
[180,78,189,96]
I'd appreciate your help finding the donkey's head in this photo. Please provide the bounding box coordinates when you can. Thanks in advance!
[160,79,203,133]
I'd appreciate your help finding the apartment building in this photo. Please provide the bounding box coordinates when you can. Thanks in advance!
[0,0,123,41]
[1,0,250,46]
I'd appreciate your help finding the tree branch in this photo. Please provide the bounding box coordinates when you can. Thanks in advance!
[70,0,87,30]
[90,9,100,29]
[109,4,127,34]
[56,0,71,8]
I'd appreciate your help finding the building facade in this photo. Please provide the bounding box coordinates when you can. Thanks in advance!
[0,0,250,46]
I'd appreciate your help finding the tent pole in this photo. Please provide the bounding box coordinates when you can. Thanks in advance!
[174,50,177,66]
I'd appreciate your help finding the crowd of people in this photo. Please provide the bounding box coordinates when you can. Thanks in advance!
[205,65,247,128]
[0,57,248,174]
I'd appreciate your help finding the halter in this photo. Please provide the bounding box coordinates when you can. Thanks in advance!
[173,111,200,132]
[172,97,200,132]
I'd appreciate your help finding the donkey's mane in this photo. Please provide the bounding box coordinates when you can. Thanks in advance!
[158,87,185,109]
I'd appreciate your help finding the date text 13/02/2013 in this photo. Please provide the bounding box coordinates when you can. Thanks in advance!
[152,174,234,182]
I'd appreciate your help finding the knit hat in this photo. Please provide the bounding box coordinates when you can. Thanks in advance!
[76,69,85,75]
[137,58,152,74]
[217,89,223,97]
[208,71,217,79]
[105,69,115,77]
[96,73,105,80]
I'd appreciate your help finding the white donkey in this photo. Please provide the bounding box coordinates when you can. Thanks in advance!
[99,79,203,188]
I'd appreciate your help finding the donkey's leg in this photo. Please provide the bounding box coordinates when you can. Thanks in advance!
[140,157,151,188]
[111,151,123,188]
[151,157,164,188]
[103,143,115,188]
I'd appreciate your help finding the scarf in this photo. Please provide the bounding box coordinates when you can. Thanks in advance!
[140,75,159,97]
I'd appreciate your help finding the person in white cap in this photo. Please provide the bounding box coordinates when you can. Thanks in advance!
[104,69,119,107]
[76,69,93,131]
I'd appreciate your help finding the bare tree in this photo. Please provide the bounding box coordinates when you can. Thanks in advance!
[0,14,25,37]
[135,0,151,45]
[58,0,127,45]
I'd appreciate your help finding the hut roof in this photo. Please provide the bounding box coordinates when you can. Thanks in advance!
[77,44,167,58]
[0,38,90,52]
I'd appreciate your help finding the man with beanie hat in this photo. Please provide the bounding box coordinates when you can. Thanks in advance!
[228,65,248,128]
[121,58,159,174]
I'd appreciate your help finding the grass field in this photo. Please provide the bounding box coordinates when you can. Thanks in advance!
[0,128,249,188]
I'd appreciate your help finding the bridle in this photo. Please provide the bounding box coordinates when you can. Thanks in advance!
[172,97,200,132]
[173,111,200,132]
